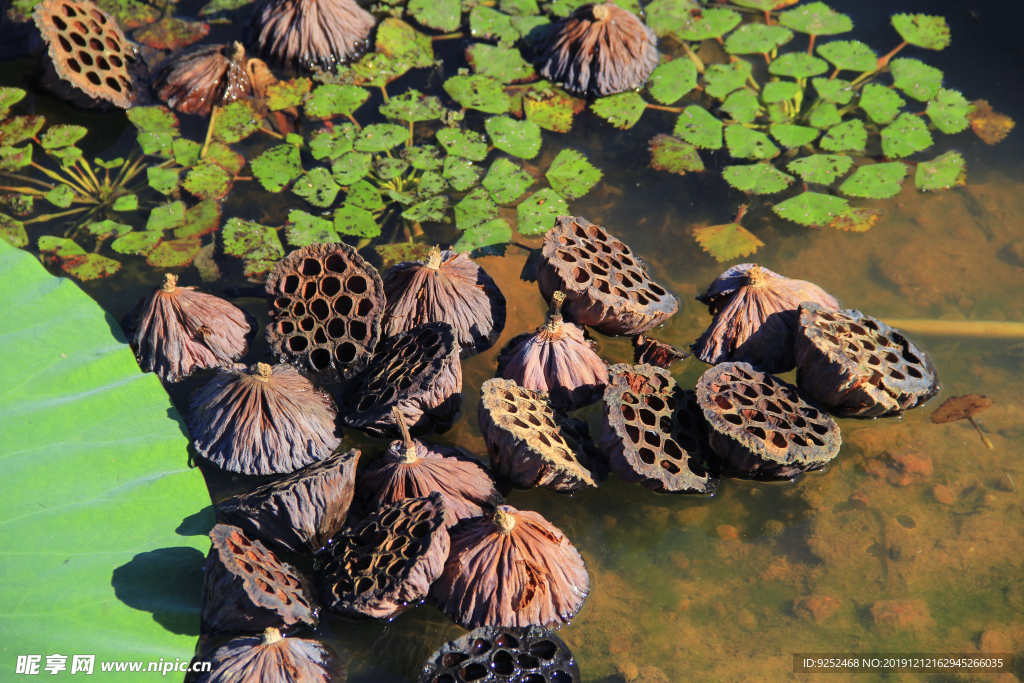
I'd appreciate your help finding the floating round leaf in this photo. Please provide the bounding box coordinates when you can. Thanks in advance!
[266,242,385,383]
[194,628,345,683]
[633,334,688,369]
[201,524,318,634]
[478,378,603,492]
[382,247,506,358]
[129,273,256,383]
[217,449,360,554]
[318,493,449,619]
[692,263,840,374]
[496,291,609,410]
[188,362,342,476]
[419,626,580,683]
[152,42,253,117]
[538,215,678,336]
[795,303,939,418]
[534,3,658,97]
[601,363,717,494]
[247,0,376,70]
[341,321,463,438]
[432,505,589,629]
[696,362,841,480]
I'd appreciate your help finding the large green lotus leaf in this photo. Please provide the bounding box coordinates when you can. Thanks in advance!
[523,89,585,133]
[310,125,357,160]
[40,124,88,150]
[334,203,381,237]
[251,144,303,192]
[926,88,971,134]
[721,89,759,124]
[725,126,779,160]
[761,80,801,103]
[444,75,513,114]
[375,18,434,66]
[454,218,512,255]
[645,0,700,37]
[769,53,828,79]
[820,118,866,151]
[379,89,445,122]
[455,188,499,231]
[838,161,908,198]
[787,153,853,184]
[772,190,849,226]
[724,23,793,55]
[402,196,450,222]
[332,152,373,185]
[0,240,212,669]
[890,58,943,102]
[483,158,534,204]
[213,100,261,143]
[346,179,384,211]
[408,0,461,32]
[517,188,568,235]
[545,149,602,200]
[223,218,284,261]
[437,128,489,161]
[292,167,341,208]
[674,105,723,149]
[816,40,876,72]
[811,77,853,104]
[286,210,341,247]
[693,221,764,262]
[265,77,311,111]
[678,8,741,40]
[305,84,370,119]
[704,61,752,99]
[723,163,793,194]
[779,2,852,35]
[881,112,933,158]
[590,92,646,129]
[891,13,950,51]
[466,44,536,84]
[859,82,905,124]
[808,101,842,128]
[649,135,704,174]
[485,116,542,159]
[915,150,965,191]
[470,6,519,43]
[770,123,819,148]
[183,162,232,201]
[354,123,408,153]
[443,156,483,191]
[647,58,698,105]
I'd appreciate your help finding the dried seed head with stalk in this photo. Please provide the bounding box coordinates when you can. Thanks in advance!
[931,394,995,450]
[535,3,659,97]
[432,505,589,630]
[151,42,254,117]
[193,628,345,683]
[188,362,342,476]
[247,0,376,71]
[496,291,609,411]
[129,273,256,383]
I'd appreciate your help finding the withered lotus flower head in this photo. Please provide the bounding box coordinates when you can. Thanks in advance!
[341,322,463,438]
[129,273,256,383]
[696,362,841,480]
[318,493,450,620]
[600,363,718,494]
[633,333,689,369]
[692,263,840,374]
[796,303,939,418]
[151,42,253,117]
[33,0,138,109]
[419,626,580,683]
[247,0,376,71]
[535,3,658,97]
[359,408,501,527]
[539,216,678,336]
[383,246,507,359]
[496,291,609,411]
[194,628,345,683]
[188,362,342,476]
[432,505,589,630]
[266,242,386,384]
[201,524,318,634]
[217,448,360,554]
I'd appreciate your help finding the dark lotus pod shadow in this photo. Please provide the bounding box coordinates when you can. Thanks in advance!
[732,308,801,372]
[111,546,207,636]
[176,506,216,537]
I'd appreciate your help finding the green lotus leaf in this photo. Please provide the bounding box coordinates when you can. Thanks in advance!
[310,124,357,160]
[112,194,138,212]
[265,77,311,111]
[404,145,445,170]
[724,23,793,55]
[761,80,801,103]
[332,151,373,185]
[523,89,585,132]
[444,74,513,114]
[590,92,647,129]
[443,155,483,191]
[483,157,534,204]
[213,100,261,143]
[693,221,764,262]
[0,86,26,118]
[649,135,704,174]
[40,124,87,150]
[292,167,341,208]
[485,116,542,159]
[172,138,202,167]
[408,0,461,32]
[808,101,842,128]
[890,57,944,103]
[838,161,908,198]
[779,2,852,35]
[678,8,741,40]
[470,6,519,43]
[402,195,450,222]
[517,187,568,235]
[769,53,828,79]
[718,89,757,124]
[674,105,723,149]
[147,201,187,231]
[417,170,448,197]
[38,235,86,259]
[0,144,32,171]
[375,157,411,181]
[501,0,539,15]
[175,199,221,238]
[816,40,877,72]
[334,203,381,237]
[198,0,256,14]
[306,84,370,119]
[222,218,284,261]
[44,184,74,209]
[126,105,178,133]
[454,217,512,255]
[376,17,434,66]
[147,167,180,195]
[926,88,971,134]
[787,153,853,184]
[111,230,163,255]
[437,128,490,161]
[286,210,340,247]
[915,150,965,191]
[466,44,536,84]
[455,187,499,231]
[184,162,232,200]
[704,61,753,99]
[725,126,779,160]
[645,0,701,37]
[251,144,303,192]
[146,237,202,268]
[723,162,794,194]
[770,123,819,148]
[811,77,854,104]
[346,179,384,211]
[772,190,850,226]
[859,82,906,124]
[647,58,698,105]
[353,123,407,153]
[0,214,27,247]
[881,112,934,158]
[379,90,444,123]
[0,116,43,148]
[86,219,131,237]
[820,118,866,151]
[891,13,950,51]
[60,252,122,280]
[545,149,601,200]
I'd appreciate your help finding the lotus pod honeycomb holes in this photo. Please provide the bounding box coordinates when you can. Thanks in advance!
[266,243,385,383]
[419,626,580,683]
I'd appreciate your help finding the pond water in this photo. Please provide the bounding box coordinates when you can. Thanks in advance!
[3,0,1024,679]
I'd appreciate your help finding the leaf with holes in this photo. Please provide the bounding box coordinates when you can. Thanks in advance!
[725,126,779,160]
[332,152,372,185]
[721,90,759,124]
[41,125,87,150]
[266,78,311,111]
[145,238,202,268]
[926,88,970,134]
[524,90,585,133]
[437,128,489,161]
[483,158,534,204]
[769,53,828,80]
[859,83,905,124]
[674,105,723,149]
[251,144,302,192]
[890,58,943,102]
[111,230,163,255]
[444,75,513,114]
[376,18,433,66]
[693,221,764,262]
[787,153,853,184]
[915,150,965,191]
[891,13,950,50]
[820,118,866,151]
[292,167,340,208]
[811,77,854,104]
[310,125,357,160]
[402,195,450,222]
[485,116,541,159]
[408,0,461,32]
[830,207,881,232]
[762,80,801,103]
[44,184,74,209]
[0,214,26,247]
[222,218,283,261]
[649,135,704,174]
[723,163,793,194]
[184,162,232,200]
[679,7,741,40]
[213,100,260,143]
[466,44,536,84]
[147,201,186,232]
[724,23,794,55]
[591,92,646,129]
[704,61,752,99]
[455,188,499,231]
[517,188,568,235]
[838,161,908,199]
[455,218,512,255]
[647,58,698,105]
[773,191,849,227]
[816,40,876,72]
[346,179,383,211]
[881,113,933,158]
[443,156,483,192]
[545,149,601,200]
[147,167,180,195]
[779,2,852,35]
[334,204,381,238]
[285,210,340,247]
[770,124,818,148]
[175,199,221,239]
[379,90,444,123]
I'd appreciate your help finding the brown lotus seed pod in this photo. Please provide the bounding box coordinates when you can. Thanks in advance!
[633,333,689,369]
[318,493,450,620]
[151,42,253,117]
[247,0,375,71]
[432,505,589,630]
[696,362,842,480]
[496,291,609,411]
[538,216,678,336]
[188,362,342,476]
[129,273,256,383]
[201,524,318,635]
[600,363,718,494]
[419,626,580,683]
[478,378,603,492]
[692,263,841,374]
[194,628,345,683]
[341,322,463,438]
[383,247,507,358]
[32,0,138,109]
[795,303,939,418]
[217,449,360,555]
[534,3,658,97]
[266,242,385,384]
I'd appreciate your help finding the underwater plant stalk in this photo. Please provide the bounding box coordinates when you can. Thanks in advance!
[968,417,995,450]
[883,319,1024,339]
[201,106,219,159]
[680,42,705,74]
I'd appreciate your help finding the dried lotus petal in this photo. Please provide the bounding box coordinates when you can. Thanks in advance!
[217,449,360,554]
[696,362,841,480]
[201,524,318,634]
[600,363,717,494]
[247,0,375,71]
[194,628,344,683]
[152,42,253,117]
[795,303,939,418]
[419,626,580,683]
[318,493,449,620]
[633,333,689,369]
[538,216,678,336]
[479,378,603,492]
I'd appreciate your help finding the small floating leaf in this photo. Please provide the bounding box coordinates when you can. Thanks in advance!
[405,145,444,170]
[466,44,536,84]
[770,123,819,148]
[501,0,539,15]
[523,89,585,133]
[881,113,933,158]
[645,0,701,37]
[772,191,850,226]
[649,135,704,174]
[891,13,950,51]
[816,40,876,72]
[0,214,27,247]
[45,184,74,209]
[126,106,179,133]
[769,53,828,79]
[0,116,43,146]
[443,156,483,191]
[915,150,965,191]
[354,123,408,153]
[402,195,449,222]
[678,8,741,40]
[132,16,210,51]
[704,61,752,99]
[222,218,284,261]
[184,162,232,200]
[0,144,32,171]
[379,89,444,122]
[375,243,433,269]
[198,0,255,14]
[204,142,244,174]
[483,158,534,204]
[485,116,542,159]
[375,18,433,66]
[693,221,764,262]
[344,53,414,87]
[292,167,341,208]
[306,84,369,119]
[647,58,698,104]
[251,144,303,192]
[809,101,842,128]
[408,0,461,32]
[674,105,723,149]
[444,75,513,114]
[811,77,854,104]
[470,6,519,43]
[147,167,180,195]
[968,100,1016,145]
[820,118,866,151]
[454,217,513,255]
[0,87,26,118]
[725,126,779,160]
[346,179,383,211]
[332,151,372,185]
[761,80,801,103]
[374,157,410,181]
[779,2,852,35]
[830,206,881,232]
[859,83,906,124]
[62,253,121,281]
[724,23,794,55]
[437,128,489,161]
[175,199,221,238]
[173,138,202,167]
[838,161,908,198]
[926,88,971,134]
[41,125,87,149]
[590,92,646,129]
[729,0,800,10]
[266,78,311,111]
[723,163,794,194]
[545,149,602,199]
[334,204,381,237]
[310,125,357,160]
[455,188,499,231]
[39,235,86,259]
[787,153,853,184]
[721,89,759,124]
[517,187,568,235]
[213,100,260,143]
[890,58,943,102]
[147,201,187,231]
[85,220,130,237]
[112,195,138,212]
[285,210,340,247]
[145,238,201,268]
[111,230,163,255]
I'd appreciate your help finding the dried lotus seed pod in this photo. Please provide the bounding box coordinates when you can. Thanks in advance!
[266,242,385,384]
[538,216,678,336]
[152,42,253,117]
[193,628,345,683]
[795,303,939,418]
[419,626,580,683]
[600,364,718,494]
[478,378,603,492]
[201,524,318,634]
[247,0,375,71]
[318,493,449,620]
[696,362,841,480]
